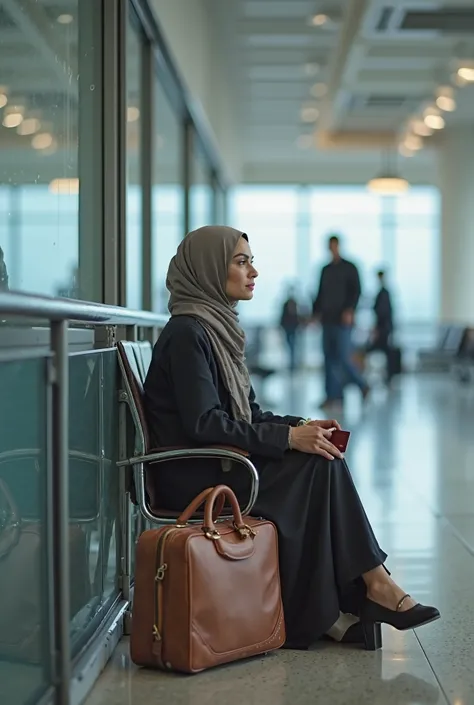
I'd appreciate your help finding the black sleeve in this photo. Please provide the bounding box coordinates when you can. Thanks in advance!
[249,387,302,426]
[344,263,361,311]
[167,325,290,458]
[312,268,325,315]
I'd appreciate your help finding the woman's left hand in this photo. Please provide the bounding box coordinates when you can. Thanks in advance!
[307,419,341,431]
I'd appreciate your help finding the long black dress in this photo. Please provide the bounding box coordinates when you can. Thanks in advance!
[144,315,387,648]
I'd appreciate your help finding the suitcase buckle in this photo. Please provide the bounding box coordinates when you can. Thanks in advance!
[233,522,257,540]
[202,527,221,540]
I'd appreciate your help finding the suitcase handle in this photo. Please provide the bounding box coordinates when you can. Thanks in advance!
[203,485,249,537]
[176,487,225,526]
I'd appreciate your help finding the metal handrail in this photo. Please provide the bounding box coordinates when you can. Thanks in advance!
[0,290,168,327]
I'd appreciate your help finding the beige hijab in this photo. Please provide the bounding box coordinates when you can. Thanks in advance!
[166,226,252,423]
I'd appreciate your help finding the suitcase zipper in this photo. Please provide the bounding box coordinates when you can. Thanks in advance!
[152,528,173,648]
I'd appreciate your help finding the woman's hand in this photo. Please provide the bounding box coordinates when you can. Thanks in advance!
[289,424,343,460]
[307,418,341,431]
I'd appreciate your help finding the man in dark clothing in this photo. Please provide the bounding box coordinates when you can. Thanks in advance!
[313,235,369,408]
[368,270,396,383]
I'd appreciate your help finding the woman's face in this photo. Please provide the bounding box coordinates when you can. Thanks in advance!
[225,237,258,302]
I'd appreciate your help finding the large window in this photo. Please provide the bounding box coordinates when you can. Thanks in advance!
[230,187,299,324]
[230,185,440,326]
[0,0,100,300]
[152,79,184,314]
[190,139,213,230]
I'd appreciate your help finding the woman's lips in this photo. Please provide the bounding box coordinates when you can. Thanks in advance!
[246,284,255,290]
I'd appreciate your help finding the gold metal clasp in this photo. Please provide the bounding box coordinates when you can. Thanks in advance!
[152,624,161,640]
[155,563,167,581]
[202,527,221,540]
[233,522,257,540]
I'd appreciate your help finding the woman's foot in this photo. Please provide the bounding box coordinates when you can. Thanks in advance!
[366,577,417,612]
[361,567,440,631]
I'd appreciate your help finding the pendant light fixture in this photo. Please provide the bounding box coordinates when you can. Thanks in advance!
[367,149,409,194]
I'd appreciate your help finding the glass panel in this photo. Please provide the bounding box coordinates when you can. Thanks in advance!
[0,0,101,300]
[0,358,51,705]
[190,142,213,230]
[102,351,120,601]
[126,11,143,310]
[68,352,120,654]
[229,186,299,324]
[152,78,184,313]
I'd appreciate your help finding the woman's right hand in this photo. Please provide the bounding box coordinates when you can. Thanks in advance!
[289,425,343,460]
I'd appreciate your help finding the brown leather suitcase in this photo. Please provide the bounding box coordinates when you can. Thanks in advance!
[130,485,285,673]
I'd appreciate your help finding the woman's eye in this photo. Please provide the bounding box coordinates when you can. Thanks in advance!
[238,260,247,265]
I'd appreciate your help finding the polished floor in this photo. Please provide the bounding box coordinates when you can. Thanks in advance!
[85,371,474,705]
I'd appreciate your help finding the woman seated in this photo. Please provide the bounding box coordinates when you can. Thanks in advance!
[143,225,439,650]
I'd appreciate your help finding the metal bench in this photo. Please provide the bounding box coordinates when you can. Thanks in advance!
[116,340,259,525]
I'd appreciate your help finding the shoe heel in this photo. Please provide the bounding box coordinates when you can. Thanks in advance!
[362,622,382,651]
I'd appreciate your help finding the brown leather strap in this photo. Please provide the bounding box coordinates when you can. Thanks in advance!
[204,485,244,532]
[176,487,225,526]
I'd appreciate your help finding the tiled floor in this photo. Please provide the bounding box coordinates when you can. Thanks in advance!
[85,372,474,705]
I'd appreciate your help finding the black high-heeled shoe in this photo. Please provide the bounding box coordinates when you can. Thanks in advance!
[360,594,440,634]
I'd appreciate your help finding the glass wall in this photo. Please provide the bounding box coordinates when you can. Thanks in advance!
[0,0,101,300]
[190,138,214,230]
[0,357,51,705]
[125,9,144,310]
[229,185,440,328]
[152,79,184,314]
[68,352,120,655]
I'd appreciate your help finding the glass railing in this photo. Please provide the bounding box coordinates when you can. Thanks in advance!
[0,292,167,705]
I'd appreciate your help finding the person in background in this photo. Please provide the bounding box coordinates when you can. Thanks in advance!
[280,285,302,372]
[312,234,369,410]
[0,248,9,292]
[368,270,395,384]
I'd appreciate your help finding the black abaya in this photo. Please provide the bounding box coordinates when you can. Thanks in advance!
[144,315,388,648]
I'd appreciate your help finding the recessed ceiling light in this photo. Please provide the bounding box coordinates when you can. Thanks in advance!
[49,178,79,195]
[3,112,23,128]
[457,66,474,82]
[127,106,140,122]
[32,132,54,150]
[398,144,414,158]
[424,114,445,130]
[0,94,7,109]
[301,105,319,122]
[310,14,329,26]
[17,118,41,136]
[411,119,433,137]
[310,82,328,98]
[57,14,73,24]
[436,95,456,111]
[404,135,423,151]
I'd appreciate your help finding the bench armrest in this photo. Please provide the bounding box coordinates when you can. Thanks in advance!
[117,446,259,524]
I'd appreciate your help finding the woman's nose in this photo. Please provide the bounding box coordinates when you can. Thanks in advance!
[250,266,259,278]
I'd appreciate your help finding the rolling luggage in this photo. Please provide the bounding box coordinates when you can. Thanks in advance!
[131,484,285,673]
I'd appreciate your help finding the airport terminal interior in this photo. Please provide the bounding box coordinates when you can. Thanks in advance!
[1,1,474,704]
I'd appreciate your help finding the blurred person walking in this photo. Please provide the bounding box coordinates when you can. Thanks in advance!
[312,235,369,409]
[367,270,398,385]
[280,286,302,372]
